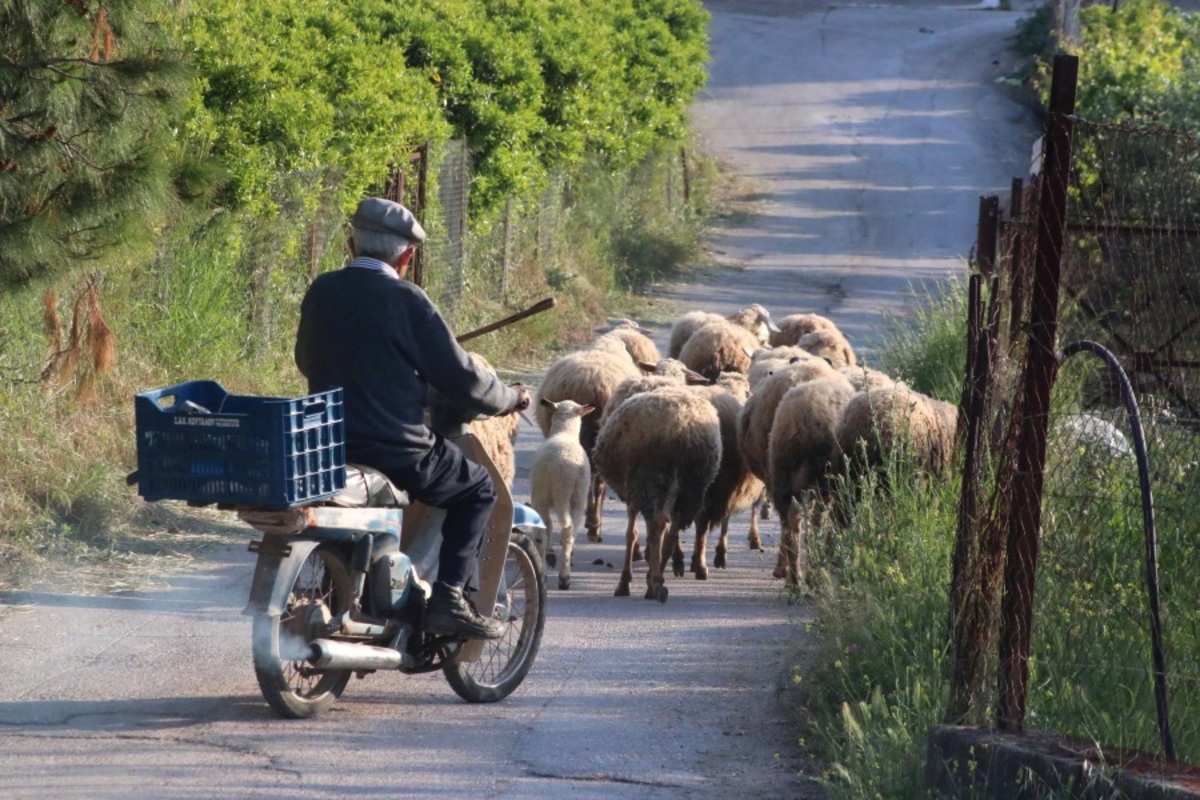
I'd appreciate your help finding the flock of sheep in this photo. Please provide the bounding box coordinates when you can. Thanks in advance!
[474,306,958,602]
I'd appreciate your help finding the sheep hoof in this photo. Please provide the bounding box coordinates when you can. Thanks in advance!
[694,565,708,580]
[655,585,670,603]
[760,506,772,521]
[772,564,787,580]
[587,531,602,543]
[545,551,557,569]
[632,543,643,562]
[671,557,685,578]
[558,576,570,590]
[714,549,727,569]
[614,582,630,597]
[747,536,763,551]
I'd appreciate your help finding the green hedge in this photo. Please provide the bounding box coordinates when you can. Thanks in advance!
[179,0,709,216]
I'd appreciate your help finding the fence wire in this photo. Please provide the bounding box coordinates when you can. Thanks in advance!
[952,96,1200,762]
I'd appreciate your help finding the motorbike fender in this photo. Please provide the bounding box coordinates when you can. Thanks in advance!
[243,538,325,617]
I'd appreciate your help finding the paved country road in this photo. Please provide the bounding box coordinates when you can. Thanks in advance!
[0,3,1034,797]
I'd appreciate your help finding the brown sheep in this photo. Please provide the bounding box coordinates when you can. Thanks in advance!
[593,387,723,601]
[769,313,841,347]
[833,387,954,489]
[667,304,778,358]
[766,375,856,587]
[796,328,857,369]
[679,384,764,579]
[679,320,762,381]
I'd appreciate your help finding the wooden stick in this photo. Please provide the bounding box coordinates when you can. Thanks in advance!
[456,297,556,343]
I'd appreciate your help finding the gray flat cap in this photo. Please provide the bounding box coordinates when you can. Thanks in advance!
[351,197,427,243]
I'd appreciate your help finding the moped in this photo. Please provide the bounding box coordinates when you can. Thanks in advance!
[134,383,548,719]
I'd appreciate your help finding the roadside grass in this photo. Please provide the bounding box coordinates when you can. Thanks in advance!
[798,280,1200,799]
[0,142,717,592]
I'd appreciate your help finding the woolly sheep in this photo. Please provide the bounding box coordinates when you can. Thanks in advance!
[530,399,595,590]
[795,328,857,369]
[769,313,841,347]
[602,358,707,424]
[748,346,818,389]
[467,353,520,488]
[766,375,856,587]
[839,365,899,393]
[593,387,723,601]
[609,327,662,366]
[738,358,841,550]
[679,384,764,578]
[679,320,763,381]
[667,304,778,359]
[668,311,726,358]
[535,338,642,542]
[739,358,843,483]
[833,387,954,488]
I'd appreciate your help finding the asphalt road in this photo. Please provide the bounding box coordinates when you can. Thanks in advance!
[0,2,1035,797]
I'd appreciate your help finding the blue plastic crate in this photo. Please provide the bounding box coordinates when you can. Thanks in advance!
[135,380,346,508]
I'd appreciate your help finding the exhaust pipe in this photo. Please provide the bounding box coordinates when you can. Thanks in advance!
[308,639,403,671]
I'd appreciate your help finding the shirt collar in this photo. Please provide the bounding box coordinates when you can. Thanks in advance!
[347,256,399,280]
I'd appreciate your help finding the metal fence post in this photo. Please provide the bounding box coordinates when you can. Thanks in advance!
[997,53,1078,733]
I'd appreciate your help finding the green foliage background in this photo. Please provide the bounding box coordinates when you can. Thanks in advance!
[0,0,712,584]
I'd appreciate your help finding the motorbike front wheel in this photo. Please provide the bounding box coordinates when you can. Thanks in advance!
[444,532,546,703]
[252,544,353,719]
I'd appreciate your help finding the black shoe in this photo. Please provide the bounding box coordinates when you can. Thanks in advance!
[425,583,506,640]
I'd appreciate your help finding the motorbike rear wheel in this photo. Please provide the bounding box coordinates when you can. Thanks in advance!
[443,532,546,703]
[252,544,353,719]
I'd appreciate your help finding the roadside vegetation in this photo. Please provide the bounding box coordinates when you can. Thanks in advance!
[798,5,1200,794]
[798,281,1200,798]
[0,0,712,589]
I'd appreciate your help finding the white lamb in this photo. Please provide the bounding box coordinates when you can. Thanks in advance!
[530,399,595,590]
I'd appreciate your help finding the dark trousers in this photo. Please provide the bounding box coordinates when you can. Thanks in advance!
[378,437,496,589]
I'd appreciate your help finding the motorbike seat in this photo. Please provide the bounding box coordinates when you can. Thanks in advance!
[327,464,410,509]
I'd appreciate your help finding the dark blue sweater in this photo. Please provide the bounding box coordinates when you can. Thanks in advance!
[295,268,519,468]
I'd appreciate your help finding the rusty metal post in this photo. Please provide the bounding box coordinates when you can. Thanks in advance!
[997,54,1077,733]
[1007,177,1027,354]
[945,197,1003,724]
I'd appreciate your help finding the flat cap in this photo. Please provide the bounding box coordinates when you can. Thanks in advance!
[351,197,427,243]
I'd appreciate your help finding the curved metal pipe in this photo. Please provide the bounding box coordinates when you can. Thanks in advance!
[1058,339,1175,762]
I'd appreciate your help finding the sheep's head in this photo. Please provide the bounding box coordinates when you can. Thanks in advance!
[728,304,781,345]
[653,358,709,385]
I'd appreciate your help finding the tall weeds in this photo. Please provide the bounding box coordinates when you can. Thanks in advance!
[800,281,1200,799]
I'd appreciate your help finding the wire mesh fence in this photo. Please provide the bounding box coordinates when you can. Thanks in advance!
[948,55,1200,763]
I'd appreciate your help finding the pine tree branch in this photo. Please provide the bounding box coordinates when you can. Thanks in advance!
[1,56,139,71]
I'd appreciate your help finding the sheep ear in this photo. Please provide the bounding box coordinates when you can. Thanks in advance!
[637,361,657,374]
[742,346,757,359]
[539,397,556,410]
[683,368,710,385]
[579,404,596,417]
[823,357,835,368]
[788,356,802,364]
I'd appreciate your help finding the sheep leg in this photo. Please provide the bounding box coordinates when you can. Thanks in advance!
[691,519,711,580]
[777,499,804,589]
[772,498,791,580]
[586,472,606,543]
[714,515,730,570]
[614,507,638,597]
[643,514,670,601]
[659,527,686,578]
[747,498,762,551]
[558,515,575,591]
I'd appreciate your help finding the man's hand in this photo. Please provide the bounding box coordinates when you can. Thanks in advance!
[511,384,532,413]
